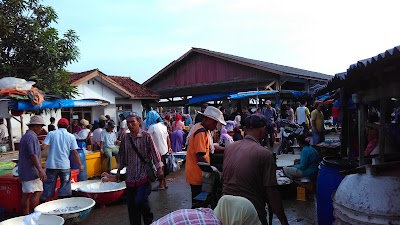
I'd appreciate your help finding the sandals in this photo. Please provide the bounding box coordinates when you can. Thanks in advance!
[152,186,166,191]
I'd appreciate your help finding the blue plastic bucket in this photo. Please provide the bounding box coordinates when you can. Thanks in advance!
[69,149,87,181]
[317,157,356,225]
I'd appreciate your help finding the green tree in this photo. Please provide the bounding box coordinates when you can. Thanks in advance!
[0,0,79,98]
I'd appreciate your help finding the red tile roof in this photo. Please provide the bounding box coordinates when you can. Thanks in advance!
[69,69,97,84]
[109,75,160,98]
[69,69,159,99]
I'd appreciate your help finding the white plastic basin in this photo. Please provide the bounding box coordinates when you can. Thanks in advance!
[77,181,126,193]
[0,214,64,225]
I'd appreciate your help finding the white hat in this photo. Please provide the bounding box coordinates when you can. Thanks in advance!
[199,106,226,125]
[26,115,45,126]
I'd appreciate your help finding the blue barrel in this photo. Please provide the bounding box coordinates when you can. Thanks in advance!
[317,157,356,225]
[69,148,88,181]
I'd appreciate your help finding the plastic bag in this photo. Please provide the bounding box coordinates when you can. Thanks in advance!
[0,77,35,90]
[22,211,41,225]
[168,154,180,172]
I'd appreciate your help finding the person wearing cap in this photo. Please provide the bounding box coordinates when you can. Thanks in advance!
[18,115,47,215]
[222,114,289,225]
[40,118,84,202]
[99,115,107,122]
[100,121,119,172]
[74,119,90,140]
[186,106,226,209]
[261,100,277,148]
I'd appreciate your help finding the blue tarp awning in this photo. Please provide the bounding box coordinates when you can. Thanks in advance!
[281,90,308,98]
[230,91,278,99]
[9,99,105,110]
[188,93,236,105]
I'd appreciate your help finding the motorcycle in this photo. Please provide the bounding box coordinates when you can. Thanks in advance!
[193,162,222,209]
[277,119,305,155]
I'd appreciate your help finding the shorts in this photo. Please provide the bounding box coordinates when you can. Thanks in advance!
[22,178,43,193]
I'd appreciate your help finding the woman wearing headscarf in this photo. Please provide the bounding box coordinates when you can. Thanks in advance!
[146,110,172,190]
[74,119,91,141]
[171,113,185,152]
[185,114,193,126]
[151,195,261,225]
[219,128,234,147]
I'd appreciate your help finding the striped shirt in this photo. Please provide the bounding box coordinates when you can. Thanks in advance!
[118,129,163,187]
[151,208,221,225]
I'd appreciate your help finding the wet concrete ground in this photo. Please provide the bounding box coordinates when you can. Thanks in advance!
[81,161,317,225]
[0,146,317,224]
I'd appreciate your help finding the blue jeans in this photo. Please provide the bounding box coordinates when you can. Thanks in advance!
[126,183,153,225]
[312,131,325,145]
[40,169,71,202]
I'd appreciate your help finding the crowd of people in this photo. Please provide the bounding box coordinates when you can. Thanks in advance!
[14,100,327,224]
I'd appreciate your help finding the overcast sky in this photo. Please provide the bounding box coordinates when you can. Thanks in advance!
[44,0,400,84]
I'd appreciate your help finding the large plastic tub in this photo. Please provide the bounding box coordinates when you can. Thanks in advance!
[86,152,102,178]
[0,173,22,213]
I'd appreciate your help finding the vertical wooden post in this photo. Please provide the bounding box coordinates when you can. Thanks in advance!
[340,88,348,157]
[358,103,366,166]
[6,118,14,151]
[378,99,388,163]
[20,115,23,137]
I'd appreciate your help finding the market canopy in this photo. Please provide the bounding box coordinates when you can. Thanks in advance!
[188,92,236,105]
[230,90,278,99]
[8,99,107,111]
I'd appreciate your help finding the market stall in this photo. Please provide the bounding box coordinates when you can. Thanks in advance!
[315,45,400,224]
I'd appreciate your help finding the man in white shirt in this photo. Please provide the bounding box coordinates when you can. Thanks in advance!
[92,121,105,151]
[100,121,119,172]
[295,99,311,126]
[0,118,9,141]
[118,114,128,140]
[147,110,171,190]
[286,104,295,123]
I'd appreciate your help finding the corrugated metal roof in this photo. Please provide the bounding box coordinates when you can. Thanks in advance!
[348,45,400,71]
[143,47,333,86]
[314,45,400,96]
[194,48,333,80]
